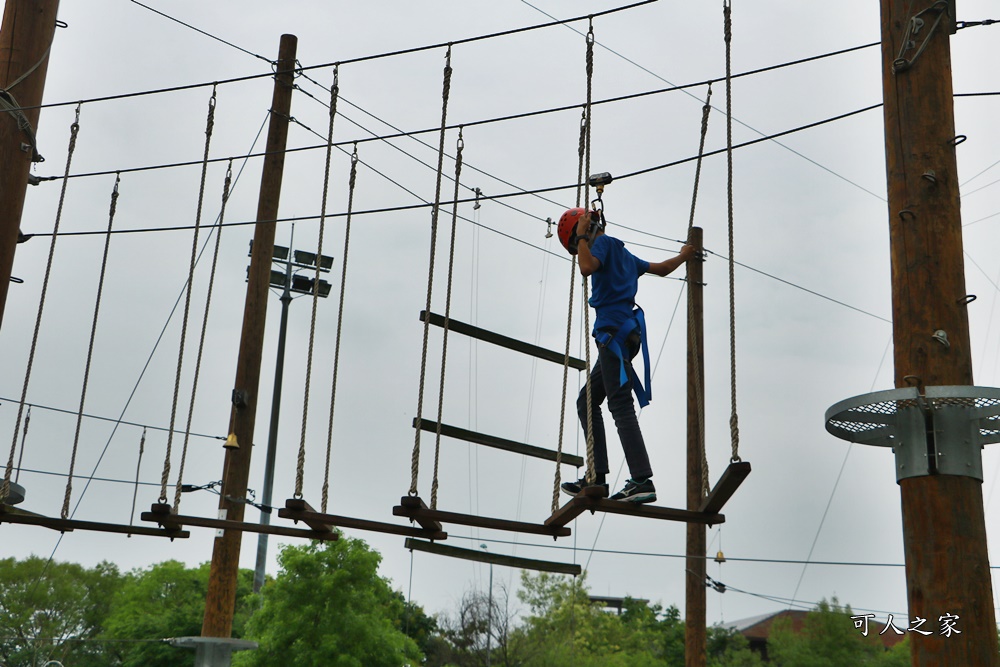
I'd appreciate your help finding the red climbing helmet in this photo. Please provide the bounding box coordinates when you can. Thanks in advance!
[557,208,602,255]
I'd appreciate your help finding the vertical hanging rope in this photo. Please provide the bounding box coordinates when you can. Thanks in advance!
[723,0,741,462]
[173,161,233,512]
[159,88,216,504]
[62,173,120,519]
[295,67,341,500]
[410,45,454,497]
[687,85,713,496]
[581,19,597,484]
[2,104,81,504]
[13,406,30,484]
[430,129,465,510]
[322,142,358,513]
[551,112,589,512]
[129,427,147,531]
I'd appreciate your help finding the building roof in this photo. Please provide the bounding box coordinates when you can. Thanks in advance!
[723,609,906,649]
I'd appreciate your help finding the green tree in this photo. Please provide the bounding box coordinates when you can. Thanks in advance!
[101,560,255,667]
[768,599,894,667]
[0,556,123,667]
[707,626,763,667]
[234,537,422,667]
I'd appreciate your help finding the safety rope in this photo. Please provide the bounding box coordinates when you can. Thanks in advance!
[322,142,358,514]
[13,406,30,484]
[173,160,232,512]
[687,86,713,497]
[295,68,340,500]
[159,88,216,504]
[724,0,741,462]
[2,104,80,505]
[129,428,147,531]
[62,173,120,519]
[410,45,453,497]
[551,110,589,512]
[430,130,464,509]
[581,20,597,484]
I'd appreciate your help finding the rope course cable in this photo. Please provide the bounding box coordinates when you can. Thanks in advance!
[294,68,341,501]
[158,87,217,506]
[723,0,741,463]
[2,104,80,505]
[322,143,358,513]
[581,19,597,485]
[173,160,233,512]
[686,84,713,496]
[61,173,120,520]
[430,129,465,510]
[410,45,454,502]
[128,428,147,531]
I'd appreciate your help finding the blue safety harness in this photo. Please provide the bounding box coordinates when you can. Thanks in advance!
[594,305,652,408]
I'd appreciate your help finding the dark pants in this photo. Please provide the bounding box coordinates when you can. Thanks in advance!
[576,333,652,480]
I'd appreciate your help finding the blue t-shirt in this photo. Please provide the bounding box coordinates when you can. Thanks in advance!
[588,234,649,333]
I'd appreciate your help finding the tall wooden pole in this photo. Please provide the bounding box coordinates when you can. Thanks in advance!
[685,226,705,667]
[879,2,999,664]
[0,0,60,329]
[202,33,296,639]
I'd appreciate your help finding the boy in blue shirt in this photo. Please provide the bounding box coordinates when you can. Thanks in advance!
[557,208,695,503]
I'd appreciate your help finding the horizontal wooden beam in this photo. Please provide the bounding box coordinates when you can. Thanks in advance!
[421,310,587,371]
[699,461,751,515]
[414,418,585,468]
[546,487,724,528]
[0,505,189,539]
[405,538,582,575]
[281,498,334,534]
[281,498,446,540]
[395,498,570,537]
[142,505,338,541]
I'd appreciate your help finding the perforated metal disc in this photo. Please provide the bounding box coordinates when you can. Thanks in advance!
[825,385,1000,447]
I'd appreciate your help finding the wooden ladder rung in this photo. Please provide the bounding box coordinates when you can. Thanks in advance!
[395,497,570,538]
[420,310,587,371]
[698,461,751,515]
[414,418,585,468]
[0,503,189,538]
[546,487,725,528]
[142,505,339,541]
[395,496,444,532]
[405,538,582,575]
[281,498,335,534]
[280,499,446,540]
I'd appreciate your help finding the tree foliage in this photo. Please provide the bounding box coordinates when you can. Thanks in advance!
[0,556,123,667]
[234,537,422,667]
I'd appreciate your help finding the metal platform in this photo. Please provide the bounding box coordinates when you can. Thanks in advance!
[825,385,1000,481]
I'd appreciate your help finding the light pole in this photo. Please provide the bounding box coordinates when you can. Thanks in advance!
[480,543,492,667]
[252,225,333,593]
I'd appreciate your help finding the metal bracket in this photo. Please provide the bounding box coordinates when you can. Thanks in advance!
[825,386,1000,482]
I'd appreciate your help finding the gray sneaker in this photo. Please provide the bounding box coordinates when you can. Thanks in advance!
[610,478,656,504]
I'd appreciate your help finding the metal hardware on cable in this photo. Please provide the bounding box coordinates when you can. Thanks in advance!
[2,104,81,505]
[893,1,950,73]
[410,44,454,498]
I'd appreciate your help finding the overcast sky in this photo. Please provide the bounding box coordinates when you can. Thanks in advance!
[3,0,1000,631]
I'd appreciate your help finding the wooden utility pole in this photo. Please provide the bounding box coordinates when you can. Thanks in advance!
[201,33,296,639]
[0,0,60,329]
[685,226,705,667]
[879,1,999,663]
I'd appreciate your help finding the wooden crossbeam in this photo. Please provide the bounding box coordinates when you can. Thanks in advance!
[698,461,751,515]
[281,498,446,540]
[142,503,337,541]
[0,504,189,538]
[546,486,724,528]
[405,538,582,575]
[420,310,587,371]
[395,496,570,537]
[414,418,585,468]
[396,496,444,532]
